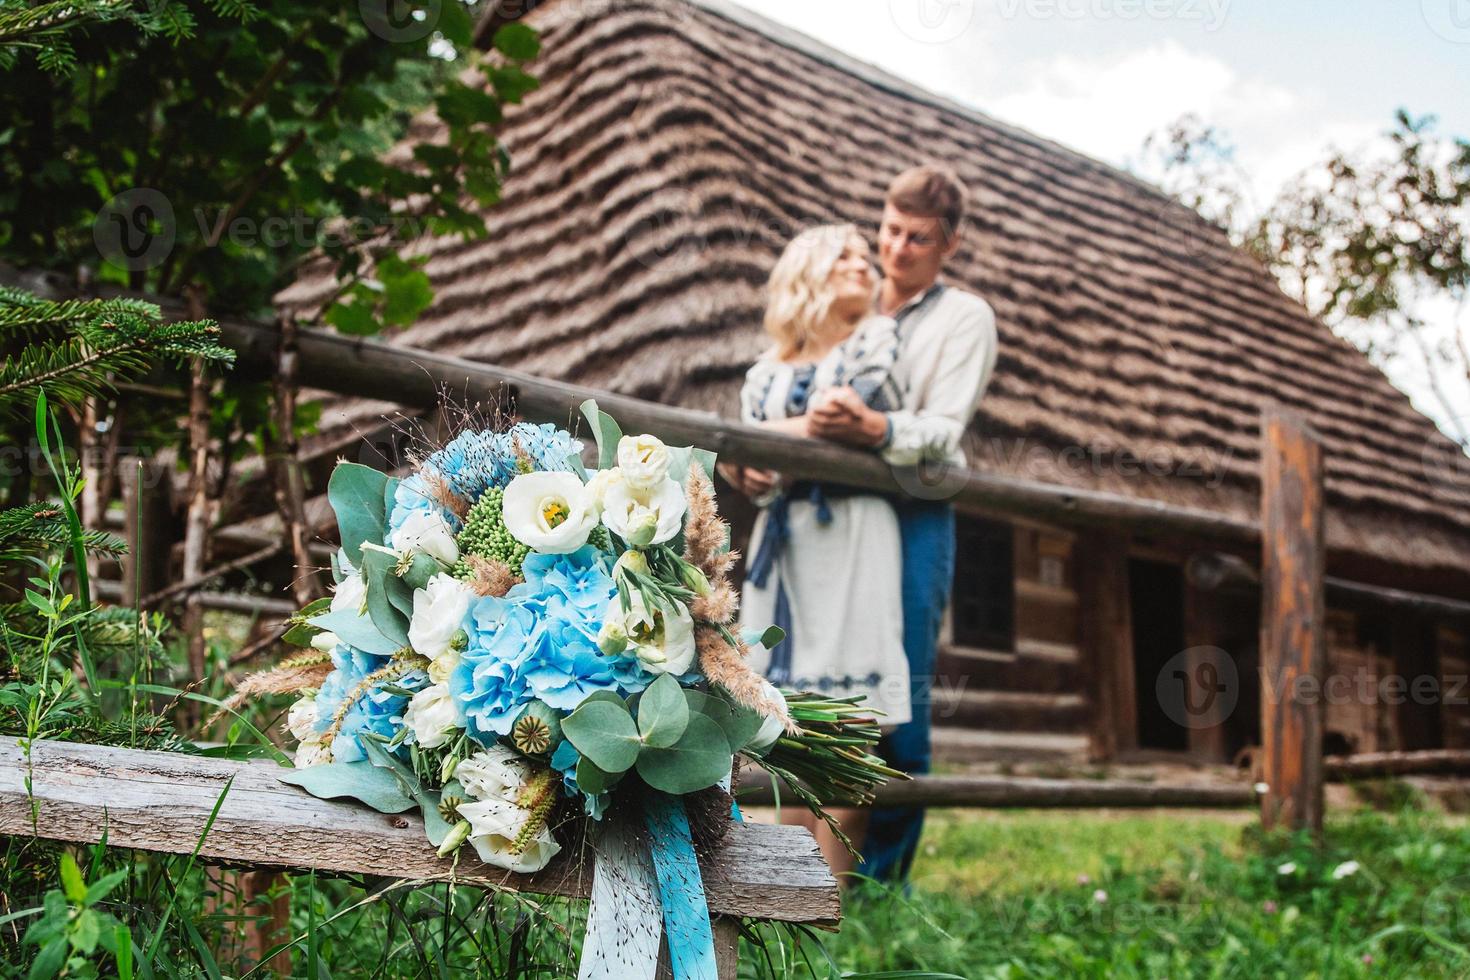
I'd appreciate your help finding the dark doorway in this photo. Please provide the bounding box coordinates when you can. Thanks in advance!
[1129,559,1189,751]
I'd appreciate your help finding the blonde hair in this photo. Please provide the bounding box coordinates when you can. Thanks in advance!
[763,224,865,360]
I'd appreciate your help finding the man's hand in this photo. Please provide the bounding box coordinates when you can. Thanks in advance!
[808,386,888,448]
[717,461,779,499]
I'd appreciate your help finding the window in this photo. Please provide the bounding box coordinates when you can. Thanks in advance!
[950,516,1015,652]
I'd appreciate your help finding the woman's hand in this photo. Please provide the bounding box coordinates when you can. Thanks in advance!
[717,461,779,499]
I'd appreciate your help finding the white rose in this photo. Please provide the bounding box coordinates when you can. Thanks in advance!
[456,745,534,801]
[600,477,686,548]
[747,681,788,755]
[404,683,465,749]
[502,471,599,554]
[390,509,460,565]
[294,734,332,768]
[330,571,367,616]
[459,797,561,873]
[617,434,671,491]
[584,467,624,515]
[286,694,321,742]
[408,573,473,663]
[603,592,696,676]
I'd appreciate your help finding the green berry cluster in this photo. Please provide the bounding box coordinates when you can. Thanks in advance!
[453,487,530,575]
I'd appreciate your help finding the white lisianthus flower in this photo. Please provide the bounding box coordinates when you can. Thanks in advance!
[617,434,672,492]
[601,477,686,548]
[747,681,789,755]
[408,573,473,663]
[295,734,332,768]
[603,592,696,675]
[286,694,321,742]
[584,467,624,515]
[502,471,599,554]
[459,798,561,873]
[404,683,465,749]
[390,509,460,566]
[457,745,534,800]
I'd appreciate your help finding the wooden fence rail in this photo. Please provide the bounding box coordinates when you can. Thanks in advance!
[0,738,841,931]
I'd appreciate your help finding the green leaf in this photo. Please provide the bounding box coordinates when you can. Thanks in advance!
[635,714,732,795]
[636,674,689,749]
[29,936,65,980]
[579,399,622,470]
[283,596,333,646]
[490,66,538,104]
[59,853,85,904]
[361,739,457,847]
[308,606,399,657]
[324,299,379,337]
[758,626,785,651]
[377,256,433,327]
[574,754,621,796]
[562,699,641,774]
[327,463,389,565]
[493,22,540,60]
[359,547,411,648]
[83,869,128,907]
[277,760,417,814]
[72,908,101,954]
[686,689,763,755]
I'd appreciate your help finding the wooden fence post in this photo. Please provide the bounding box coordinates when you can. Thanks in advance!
[1259,407,1326,834]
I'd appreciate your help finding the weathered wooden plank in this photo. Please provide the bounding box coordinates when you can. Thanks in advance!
[0,739,840,927]
[1259,407,1326,834]
[1325,748,1470,779]
[738,771,1253,809]
[1076,528,1135,760]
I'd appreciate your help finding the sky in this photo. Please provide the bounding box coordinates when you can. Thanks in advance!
[727,0,1470,434]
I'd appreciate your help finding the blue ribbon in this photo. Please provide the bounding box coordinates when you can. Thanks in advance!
[644,793,718,980]
[745,484,835,685]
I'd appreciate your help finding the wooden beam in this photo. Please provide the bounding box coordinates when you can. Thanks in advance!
[216,317,1260,545]
[1258,407,1326,834]
[1183,580,1231,763]
[1076,529,1135,760]
[1188,551,1470,619]
[0,738,840,927]
[738,771,1254,809]
[1324,748,1470,780]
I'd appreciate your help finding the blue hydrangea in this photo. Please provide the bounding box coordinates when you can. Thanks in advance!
[314,643,423,763]
[426,429,511,500]
[387,470,459,537]
[504,421,582,475]
[452,548,651,744]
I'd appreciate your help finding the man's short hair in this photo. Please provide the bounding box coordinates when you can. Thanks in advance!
[885,165,968,242]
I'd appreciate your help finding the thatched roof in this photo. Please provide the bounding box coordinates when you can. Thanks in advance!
[278,0,1470,585]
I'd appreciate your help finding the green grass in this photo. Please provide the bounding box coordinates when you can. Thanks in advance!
[7,799,1470,977]
[796,807,1470,979]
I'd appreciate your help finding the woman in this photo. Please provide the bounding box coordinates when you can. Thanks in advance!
[720,224,908,880]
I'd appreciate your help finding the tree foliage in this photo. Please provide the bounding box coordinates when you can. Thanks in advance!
[1141,111,1470,446]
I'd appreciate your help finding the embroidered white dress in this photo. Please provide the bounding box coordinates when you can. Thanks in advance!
[738,320,911,726]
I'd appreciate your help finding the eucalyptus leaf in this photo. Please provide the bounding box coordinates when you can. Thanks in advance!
[636,674,690,749]
[360,548,411,648]
[562,699,641,774]
[328,463,389,565]
[277,761,417,814]
[308,607,399,657]
[283,596,332,646]
[579,399,623,470]
[362,738,454,846]
[686,689,763,754]
[635,714,733,795]
[575,754,622,796]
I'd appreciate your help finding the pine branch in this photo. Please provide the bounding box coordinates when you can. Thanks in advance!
[0,502,128,560]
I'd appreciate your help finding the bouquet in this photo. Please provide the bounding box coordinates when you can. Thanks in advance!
[255,401,897,974]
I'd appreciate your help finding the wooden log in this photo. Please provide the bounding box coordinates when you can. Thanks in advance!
[1258,407,1326,834]
[215,317,1259,545]
[1324,748,1470,780]
[1188,550,1470,619]
[0,738,840,928]
[1076,528,1135,760]
[737,771,1255,809]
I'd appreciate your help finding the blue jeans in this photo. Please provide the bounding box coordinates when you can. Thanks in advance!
[862,500,955,883]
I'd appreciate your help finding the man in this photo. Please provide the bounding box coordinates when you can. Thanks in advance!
[807,165,998,882]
